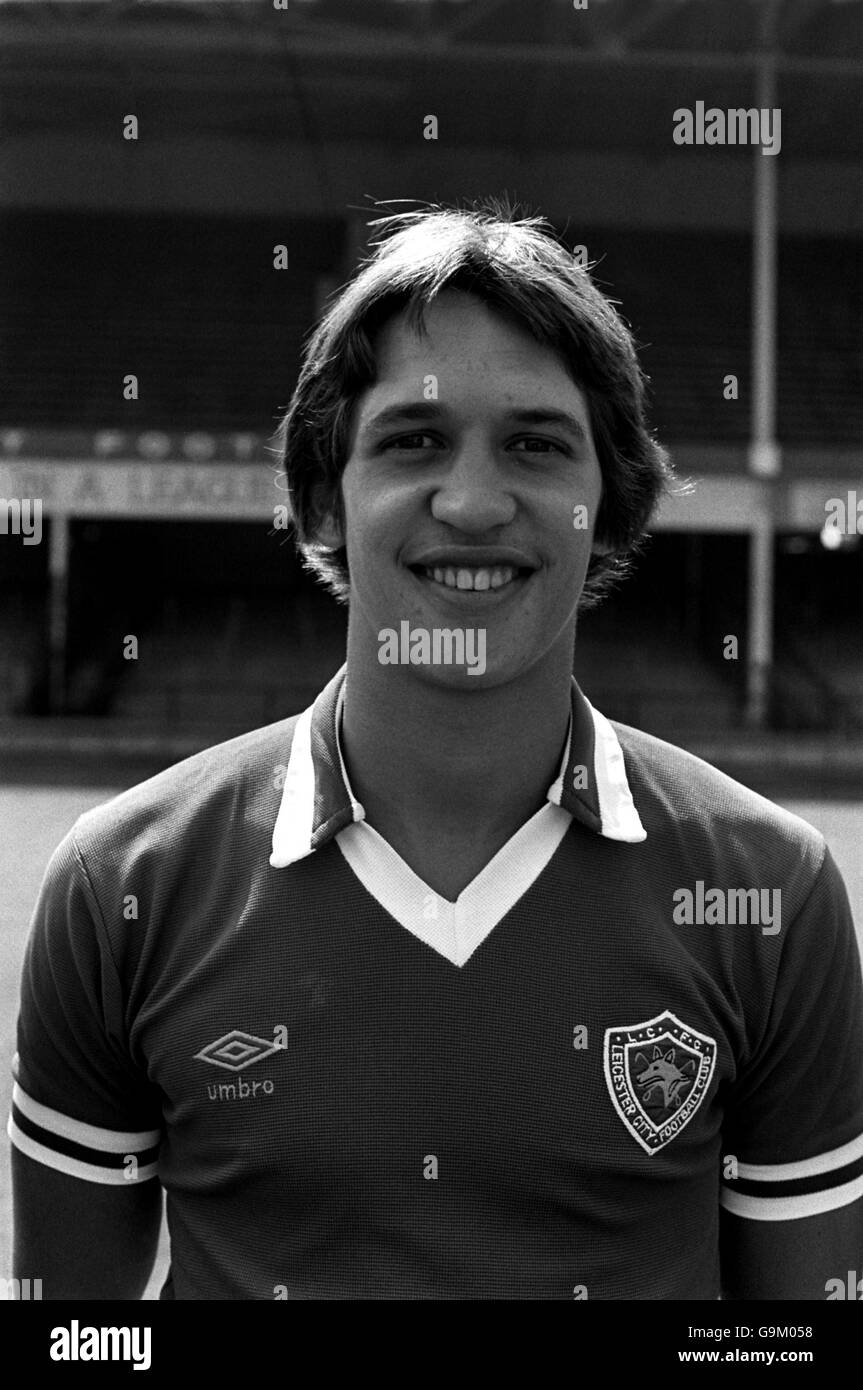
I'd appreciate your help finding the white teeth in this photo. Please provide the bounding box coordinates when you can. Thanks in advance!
[422,564,520,591]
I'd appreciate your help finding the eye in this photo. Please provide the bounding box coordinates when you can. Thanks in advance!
[511,436,568,455]
[381,432,439,451]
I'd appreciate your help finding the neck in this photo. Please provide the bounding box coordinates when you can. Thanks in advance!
[340,627,574,839]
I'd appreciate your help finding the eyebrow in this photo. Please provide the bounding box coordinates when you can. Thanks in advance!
[361,402,590,443]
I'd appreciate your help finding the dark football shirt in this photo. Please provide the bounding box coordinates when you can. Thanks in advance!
[9,666,863,1298]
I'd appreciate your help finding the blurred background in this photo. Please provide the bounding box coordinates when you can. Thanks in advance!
[0,0,861,1296]
[0,0,862,776]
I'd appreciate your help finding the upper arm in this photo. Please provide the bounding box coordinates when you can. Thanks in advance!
[720,1195,863,1300]
[12,1146,162,1300]
[8,824,166,1299]
[719,846,863,1299]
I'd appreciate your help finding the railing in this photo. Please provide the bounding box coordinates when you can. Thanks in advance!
[124,680,305,727]
[9,646,859,735]
[104,677,743,733]
[770,651,861,734]
[582,686,741,733]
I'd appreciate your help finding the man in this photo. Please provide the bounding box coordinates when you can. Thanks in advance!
[10,201,863,1299]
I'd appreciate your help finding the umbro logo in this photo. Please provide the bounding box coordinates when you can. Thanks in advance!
[195,1029,284,1072]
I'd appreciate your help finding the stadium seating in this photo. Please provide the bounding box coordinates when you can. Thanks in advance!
[1,212,860,739]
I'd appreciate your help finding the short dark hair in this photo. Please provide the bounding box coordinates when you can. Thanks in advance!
[275,197,674,608]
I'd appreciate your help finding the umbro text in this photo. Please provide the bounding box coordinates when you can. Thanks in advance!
[207,1079,274,1100]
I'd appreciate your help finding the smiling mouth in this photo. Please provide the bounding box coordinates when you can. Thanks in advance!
[410,563,533,593]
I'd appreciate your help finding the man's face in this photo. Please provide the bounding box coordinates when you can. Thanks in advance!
[321,288,605,688]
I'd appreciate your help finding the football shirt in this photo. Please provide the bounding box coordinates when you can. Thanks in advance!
[9,665,863,1298]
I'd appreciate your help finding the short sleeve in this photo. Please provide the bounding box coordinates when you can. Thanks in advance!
[7,827,163,1184]
[720,847,863,1221]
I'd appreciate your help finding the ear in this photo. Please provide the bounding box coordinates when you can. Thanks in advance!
[306,484,345,549]
[590,535,615,557]
[309,511,345,549]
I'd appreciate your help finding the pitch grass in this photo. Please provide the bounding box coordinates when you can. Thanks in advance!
[2,782,861,1301]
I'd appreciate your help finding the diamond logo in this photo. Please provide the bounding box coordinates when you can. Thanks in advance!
[194,1030,282,1072]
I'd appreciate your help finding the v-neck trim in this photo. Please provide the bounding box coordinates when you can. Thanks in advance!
[270,666,647,887]
[335,800,573,967]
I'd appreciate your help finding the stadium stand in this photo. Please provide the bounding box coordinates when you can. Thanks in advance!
[2,216,860,449]
[0,0,860,755]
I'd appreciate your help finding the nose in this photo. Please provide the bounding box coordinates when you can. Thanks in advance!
[429,442,517,532]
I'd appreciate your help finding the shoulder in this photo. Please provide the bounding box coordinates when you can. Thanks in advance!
[68,714,301,877]
[611,720,828,900]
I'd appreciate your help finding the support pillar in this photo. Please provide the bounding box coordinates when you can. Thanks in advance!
[746,509,775,729]
[47,512,69,714]
[746,48,780,727]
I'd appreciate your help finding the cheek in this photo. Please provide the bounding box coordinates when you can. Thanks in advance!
[354,482,417,545]
[339,474,378,548]
[548,487,601,558]
[571,470,603,545]
[342,489,407,588]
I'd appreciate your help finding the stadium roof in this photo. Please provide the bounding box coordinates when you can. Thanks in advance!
[2,0,862,66]
[1,0,861,157]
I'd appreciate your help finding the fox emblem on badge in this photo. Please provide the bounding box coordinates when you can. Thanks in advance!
[636,1047,695,1111]
[603,1011,717,1154]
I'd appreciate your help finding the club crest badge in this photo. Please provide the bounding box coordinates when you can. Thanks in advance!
[603,1010,717,1154]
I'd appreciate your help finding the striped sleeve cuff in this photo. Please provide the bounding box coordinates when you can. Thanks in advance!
[720,1130,863,1221]
[7,1082,161,1185]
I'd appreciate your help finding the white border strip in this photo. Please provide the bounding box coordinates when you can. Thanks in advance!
[12,1083,160,1152]
[8,1117,158,1186]
[333,681,365,822]
[270,701,316,866]
[545,713,573,806]
[720,1171,863,1222]
[587,703,647,842]
[734,1129,863,1182]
